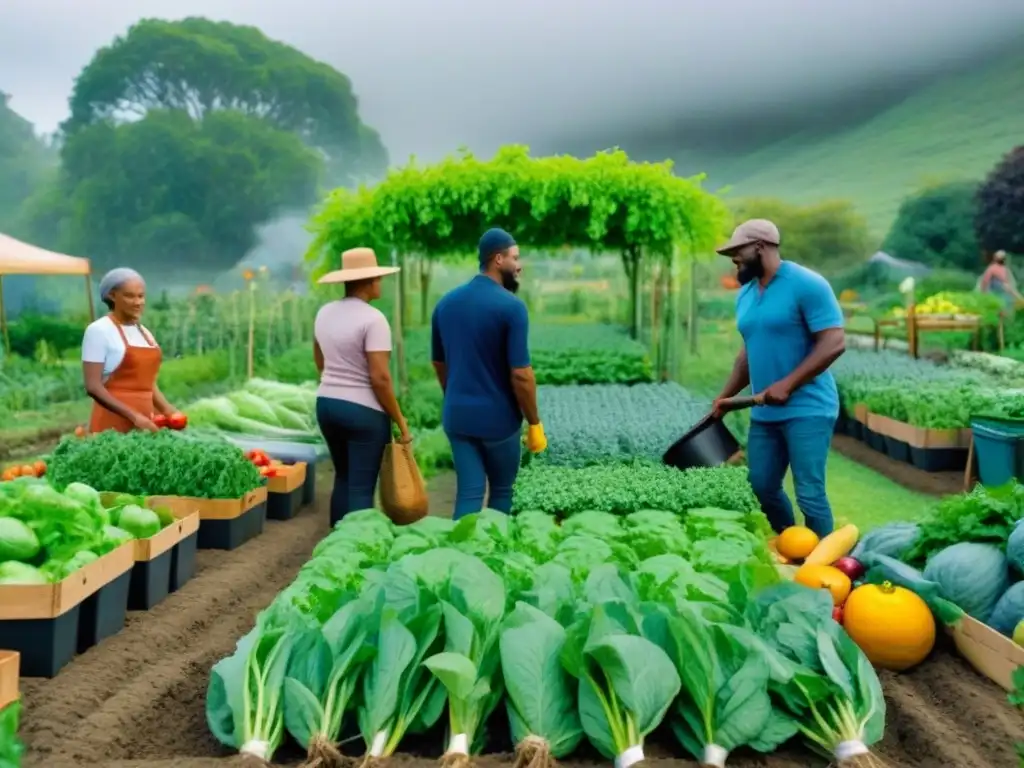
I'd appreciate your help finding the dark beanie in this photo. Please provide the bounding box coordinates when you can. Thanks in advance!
[478,228,516,267]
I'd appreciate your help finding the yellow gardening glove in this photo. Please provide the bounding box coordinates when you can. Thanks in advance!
[525,423,548,454]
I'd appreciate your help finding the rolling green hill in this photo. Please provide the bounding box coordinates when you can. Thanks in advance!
[706,49,1024,238]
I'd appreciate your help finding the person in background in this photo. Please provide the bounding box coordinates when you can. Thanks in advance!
[314,247,411,526]
[82,268,178,434]
[979,250,1023,314]
[711,219,846,538]
[431,228,547,520]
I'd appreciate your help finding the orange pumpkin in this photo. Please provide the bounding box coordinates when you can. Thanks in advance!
[842,581,935,671]
[794,564,852,606]
[776,526,820,560]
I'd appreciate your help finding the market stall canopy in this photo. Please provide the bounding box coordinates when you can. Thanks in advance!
[0,233,91,276]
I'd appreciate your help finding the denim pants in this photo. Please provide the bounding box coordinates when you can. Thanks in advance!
[746,416,835,538]
[316,396,391,527]
[447,430,522,520]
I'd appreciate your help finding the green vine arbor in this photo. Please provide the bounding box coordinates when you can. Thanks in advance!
[306,145,729,387]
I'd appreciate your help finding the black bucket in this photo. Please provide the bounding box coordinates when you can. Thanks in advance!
[663,415,741,471]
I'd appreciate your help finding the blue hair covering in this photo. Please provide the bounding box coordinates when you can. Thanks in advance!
[478,228,516,268]
[98,267,145,305]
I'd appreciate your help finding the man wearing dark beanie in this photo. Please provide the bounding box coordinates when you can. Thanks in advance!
[430,227,547,519]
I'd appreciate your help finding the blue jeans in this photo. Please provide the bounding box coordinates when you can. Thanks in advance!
[447,430,522,520]
[316,397,391,527]
[746,416,835,538]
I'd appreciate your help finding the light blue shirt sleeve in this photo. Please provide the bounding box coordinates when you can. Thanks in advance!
[800,274,845,333]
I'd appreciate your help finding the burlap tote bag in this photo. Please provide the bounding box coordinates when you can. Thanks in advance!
[379,439,428,525]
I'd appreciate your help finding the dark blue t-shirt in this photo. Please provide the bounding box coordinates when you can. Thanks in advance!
[431,275,530,439]
[736,261,844,423]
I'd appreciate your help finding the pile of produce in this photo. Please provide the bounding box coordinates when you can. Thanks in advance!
[47,430,263,500]
[774,524,941,672]
[538,383,710,466]
[187,378,320,443]
[149,411,188,430]
[846,482,1024,644]
[0,479,176,585]
[206,508,888,768]
[1,461,46,483]
[0,700,22,767]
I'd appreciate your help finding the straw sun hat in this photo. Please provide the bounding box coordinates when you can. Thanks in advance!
[317,247,400,284]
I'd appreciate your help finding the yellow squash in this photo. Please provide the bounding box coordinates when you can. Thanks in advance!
[843,581,935,671]
[803,524,859,566]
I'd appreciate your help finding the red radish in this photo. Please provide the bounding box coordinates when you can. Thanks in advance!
[832,605,844,622]
[832,556,865,581]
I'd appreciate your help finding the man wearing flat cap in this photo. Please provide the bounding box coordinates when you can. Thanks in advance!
[431,228,547,520]
[712,219,846,538]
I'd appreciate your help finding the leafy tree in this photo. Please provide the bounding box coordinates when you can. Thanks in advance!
[976,146,1024,256]
[0,92,56,231]
[61,17,387,185]
[881,181,981,271]
[22,109,321,277]
[730,198,871,270]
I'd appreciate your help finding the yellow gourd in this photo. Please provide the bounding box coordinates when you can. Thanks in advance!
[794,564,852,606]
[843,581,935,671]
[803,524,859,566]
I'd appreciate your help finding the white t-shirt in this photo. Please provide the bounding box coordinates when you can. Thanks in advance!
[81,316,159,379]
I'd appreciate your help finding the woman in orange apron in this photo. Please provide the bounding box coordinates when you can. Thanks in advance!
[82,268,178,433]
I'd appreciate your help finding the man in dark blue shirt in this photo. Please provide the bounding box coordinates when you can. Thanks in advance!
[431,228,546,519]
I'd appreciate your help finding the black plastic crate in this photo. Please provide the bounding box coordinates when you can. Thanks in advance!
[833,415,848,435]
[128,550,173,611]
[866,429,887,454]
[884,436,912,464]
[197,500,267,550]
[267,487,304,520]
[301,466,317,505]
[170,532,198,592]
[849,420,864,442]
[910,446,969,473]
[0,609,81,678]
[77,570,131,653]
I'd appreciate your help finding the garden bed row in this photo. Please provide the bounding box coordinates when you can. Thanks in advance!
[0,460,318,679]
[836,403,970,473]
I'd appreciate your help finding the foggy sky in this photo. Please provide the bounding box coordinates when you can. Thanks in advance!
[3,0,1024,164]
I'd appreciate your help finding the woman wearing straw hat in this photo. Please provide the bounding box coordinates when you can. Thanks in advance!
[82,267,180,433]
[314,247,412,525]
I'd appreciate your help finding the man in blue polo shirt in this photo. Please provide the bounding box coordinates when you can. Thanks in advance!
[431,228,547,519]
[712,219,846,537]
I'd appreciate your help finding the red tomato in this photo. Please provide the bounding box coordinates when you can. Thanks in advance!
[259,466,276,478]
[832,605,844,623]
[152,413,169,429]
[167,412,188,430]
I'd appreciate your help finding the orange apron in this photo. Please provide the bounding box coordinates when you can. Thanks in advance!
[88,316,163,434]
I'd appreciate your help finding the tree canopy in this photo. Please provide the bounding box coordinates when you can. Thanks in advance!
[976,145,1024,256]
[16,17,387,280]
[881,180,981,271]
[729,197,871,271]
[62,17,387,185]
[0,93,55,232]
[21,109,321,278]
[307,145,729,275]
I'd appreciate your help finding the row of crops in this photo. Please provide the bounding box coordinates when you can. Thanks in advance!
[199,324,902,767]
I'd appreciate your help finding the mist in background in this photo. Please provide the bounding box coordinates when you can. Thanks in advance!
[3,0,1024,165]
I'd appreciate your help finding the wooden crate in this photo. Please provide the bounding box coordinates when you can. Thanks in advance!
[149,485,268,521]
[949,615,1024,692]
[0,542,134,620]
[0,651,18,709]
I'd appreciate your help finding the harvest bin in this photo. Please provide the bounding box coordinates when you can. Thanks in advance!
[77,568,131,653]
[98,493,202,610]
[223,436,327,506]
[152,486,269,551]
[867,413,970,472]
[266,462,308,521]
[970,417,1024,487]
[0,542,134,677]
